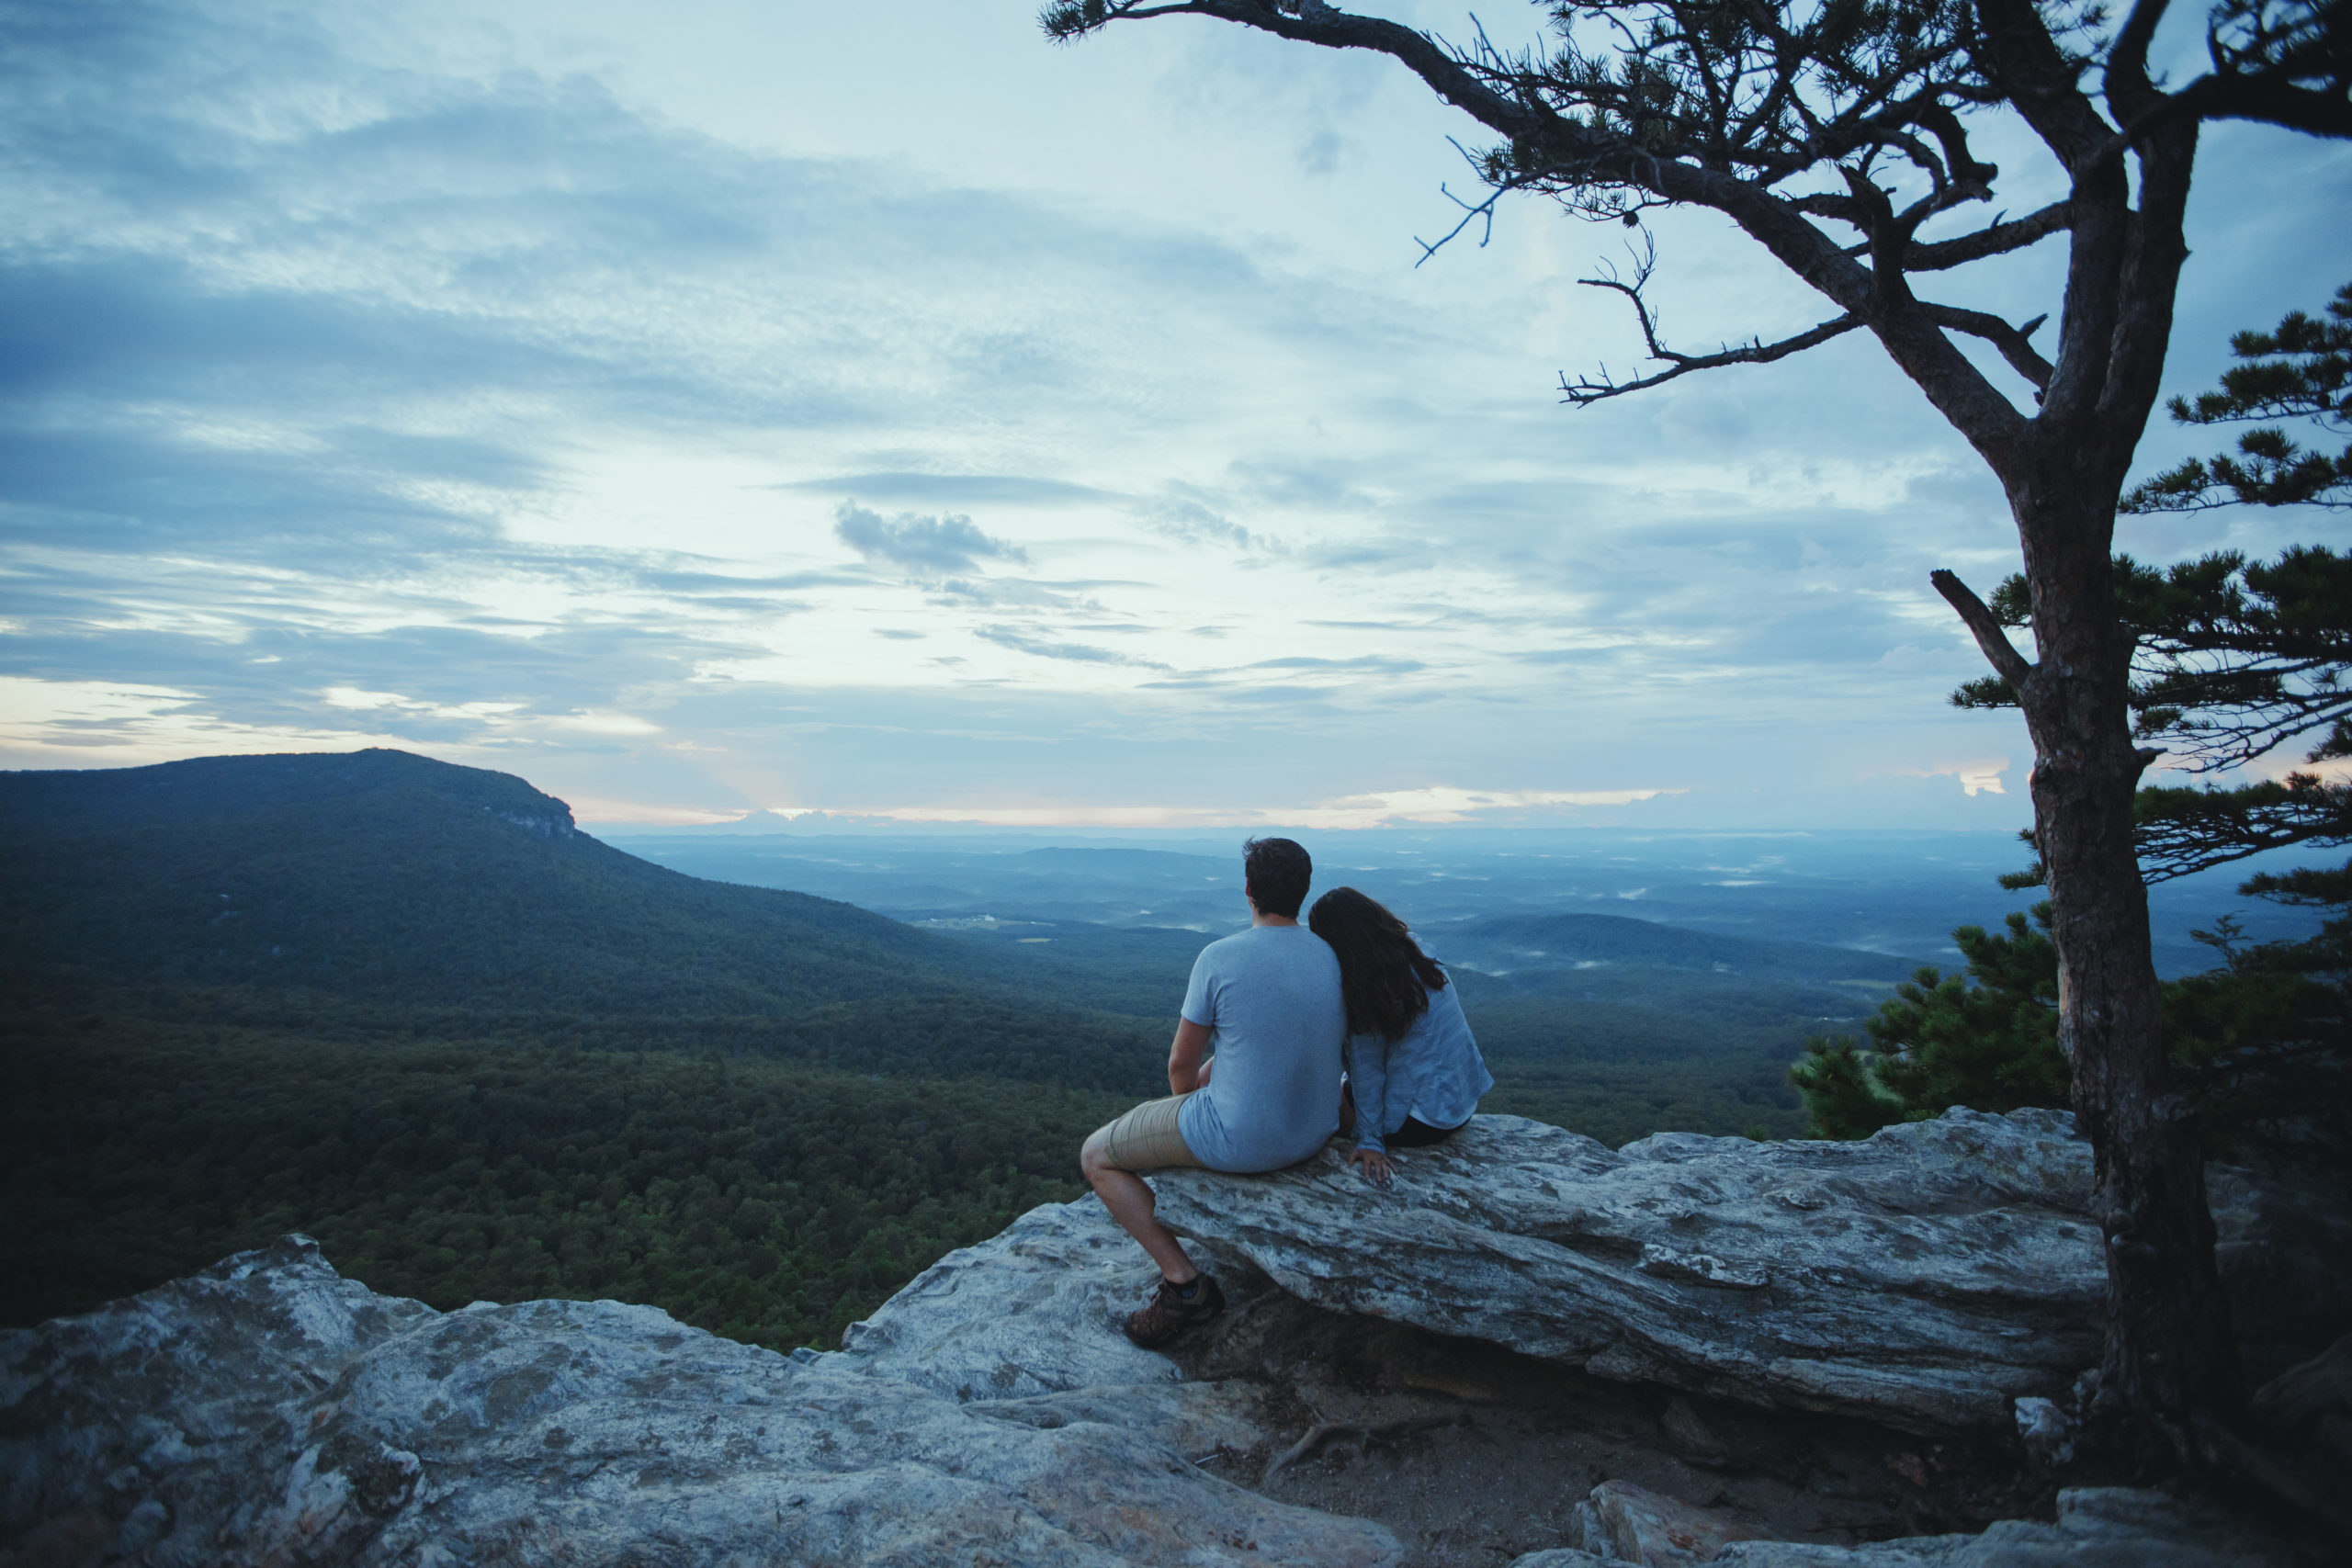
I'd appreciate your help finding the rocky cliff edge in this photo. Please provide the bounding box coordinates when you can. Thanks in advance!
[5,1110,2344,1565]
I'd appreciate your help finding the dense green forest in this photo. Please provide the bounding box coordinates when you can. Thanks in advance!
[1459,967,1837,1145]
[1,993,1125,1350]
[0,964,1817,1341]
[2,749,1882,1348]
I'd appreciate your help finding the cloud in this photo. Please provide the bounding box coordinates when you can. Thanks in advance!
[974,626,1171,671]
[927,578,1102,612]
[778,473,1116,506]
[1133,490,1270,553]
[833,502,1029,578]
[1246,655,1428,674]
[320,686,526,722]
[1884,759,2012,796]
[1290,785,1687,828]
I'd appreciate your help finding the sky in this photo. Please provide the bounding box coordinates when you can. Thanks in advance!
[3,0,2346,831]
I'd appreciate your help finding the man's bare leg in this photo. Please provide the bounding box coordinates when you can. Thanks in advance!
[1080,1128,1199,1284]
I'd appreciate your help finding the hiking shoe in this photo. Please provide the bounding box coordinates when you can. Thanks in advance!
[1123,1273,1225,1348]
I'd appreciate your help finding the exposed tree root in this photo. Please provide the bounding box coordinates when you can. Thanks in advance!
[1261,1412,1466,1485]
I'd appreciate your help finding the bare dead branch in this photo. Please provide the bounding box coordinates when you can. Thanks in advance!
[1922,303,2055,392]
[1561,314,1862,403]
[1903,201,2072,270]
[1790,192,1866,227]
[1411,138,1545,266]
[1933,569,2037,686]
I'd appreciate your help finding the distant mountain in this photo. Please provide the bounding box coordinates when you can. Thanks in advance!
[608,835,1247,930]
[1430,910,1922,986]
[0,750,1053,1021]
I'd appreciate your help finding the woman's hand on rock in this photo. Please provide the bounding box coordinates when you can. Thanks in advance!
[1348,1147,1392,1188]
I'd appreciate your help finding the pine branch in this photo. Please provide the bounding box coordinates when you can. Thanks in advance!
[2137,774,2352,881]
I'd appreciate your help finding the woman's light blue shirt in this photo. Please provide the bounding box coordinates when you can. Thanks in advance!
[1345,968,1494,1155]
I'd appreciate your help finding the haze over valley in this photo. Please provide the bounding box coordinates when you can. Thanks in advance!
[609,822,2322,980]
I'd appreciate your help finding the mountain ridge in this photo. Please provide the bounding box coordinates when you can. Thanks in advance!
[0,750,968,1014]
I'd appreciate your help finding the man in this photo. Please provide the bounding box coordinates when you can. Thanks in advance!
[1079,835,1347,1347]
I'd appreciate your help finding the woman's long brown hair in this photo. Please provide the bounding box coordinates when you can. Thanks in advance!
[1306,886,1447,1042]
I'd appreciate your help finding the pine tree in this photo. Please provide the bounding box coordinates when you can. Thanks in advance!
[1793,907,2066,1136]
[1945,287,2352,1173]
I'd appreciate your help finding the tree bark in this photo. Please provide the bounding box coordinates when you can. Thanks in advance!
[2009,463,2245,1467]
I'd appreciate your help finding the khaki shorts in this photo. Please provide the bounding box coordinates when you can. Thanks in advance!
[1094,1092,1206,1173]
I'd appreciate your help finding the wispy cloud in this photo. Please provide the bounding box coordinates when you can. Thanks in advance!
[781,473,1115,506]
[1132,490,1273,554]
[834,502,1029,578]
[1247,655,1428,674]
[973,626,1172,671]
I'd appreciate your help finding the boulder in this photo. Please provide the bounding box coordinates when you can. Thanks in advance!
[2249,1329,2352,1461]
[1509,1485,2320,1567]
[837,1191,1180,1402]
[1709,1486,2316,1566]
[0,1235,1399,1567]
[1571,1479,1763,1564]
[1148,1110,2350,1432]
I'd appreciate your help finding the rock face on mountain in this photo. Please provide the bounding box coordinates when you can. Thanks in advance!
[0,1235,1396,1567]
[5,1110,2338,1566]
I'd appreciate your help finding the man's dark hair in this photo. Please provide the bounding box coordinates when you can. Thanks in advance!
[1242,836,1312,919]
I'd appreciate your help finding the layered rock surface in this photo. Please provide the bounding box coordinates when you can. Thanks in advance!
[1149,1111,2348,1432]
[841,1109,2345,1435]
[6,1110,2339,1565]
[0,1235,1395,1567]
[1510,1483,2323,1566]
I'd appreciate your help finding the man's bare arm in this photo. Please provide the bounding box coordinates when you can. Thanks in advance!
[1168,1018,1213,1095]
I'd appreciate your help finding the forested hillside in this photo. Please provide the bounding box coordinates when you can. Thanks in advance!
[0,751,1171,1344]
[1,1000,1121,1348]
[5,750,1032,1016]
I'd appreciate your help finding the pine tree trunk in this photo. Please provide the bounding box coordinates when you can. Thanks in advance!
[2012,477,2245,1466]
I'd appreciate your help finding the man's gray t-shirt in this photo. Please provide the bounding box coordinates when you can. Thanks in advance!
[1176,924,1348,1173]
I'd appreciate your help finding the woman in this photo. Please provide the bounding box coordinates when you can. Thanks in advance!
[1306,886,1494,1185]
